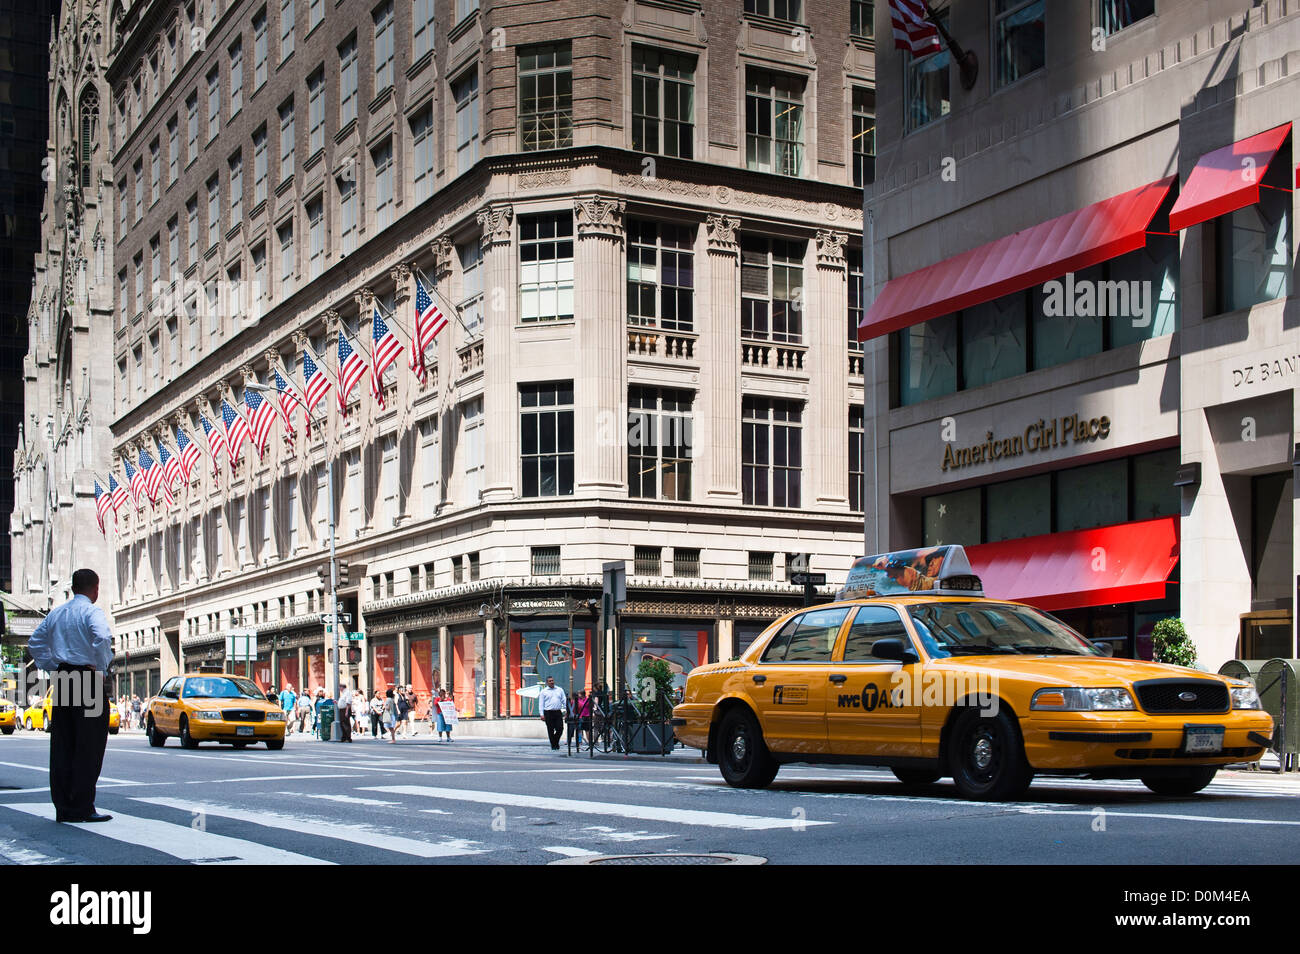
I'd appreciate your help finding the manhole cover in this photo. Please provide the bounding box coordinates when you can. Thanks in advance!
[551,852,765,866]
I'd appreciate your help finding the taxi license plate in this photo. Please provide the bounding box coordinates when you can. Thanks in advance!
[236,726,254,736]
[1183,725,1224,754]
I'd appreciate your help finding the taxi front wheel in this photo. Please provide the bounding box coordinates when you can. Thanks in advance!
[146,717,167,747]
[1141,768,1217,796]
[948,707,1032,801]
[717,708,778,789]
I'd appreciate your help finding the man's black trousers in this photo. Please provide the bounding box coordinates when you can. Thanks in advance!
[544,710,564,749]
[50,666,109,819]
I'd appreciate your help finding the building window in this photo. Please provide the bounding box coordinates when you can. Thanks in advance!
[994,0,1045,88]
[186,91,199,160]
[741,236,804,343]
[280,0,295,59]
[518,43,572,151]
[906,10,950,131]
[339,35,358,126]
[228,150,242,223]
[253,125,267,204]
[279,99,295,180]
[413,0,435,61]
[308,67,325,154]
[373,1,394,93]
[628,386,692,501]
[134,159,143,221]
[1098,0,1154,35]
[278,220,294,294]
[849,405,865,512]
[253,8,268,88]
[742,397,802,508]
[1217,179,1292,314]
[850,0,873,37]
[457,0,477,21]
[207,67,221,140]
[531,546,561,576]
[450,555,463,584]
[848,249,864,350]
[745,69,804,176]
[306,196,324,279]
[229,38,243,114]
[338,174,357,254]
[453,68,480,174]
[458,240,483,334]
[150,138,161,202]
[371,139,393,229]
[673,548,699,578]
[380,435,398,525]
[519,213,574,322]
[206,174,221,247]
[852,87,875,187]
[520,382,574,497]
[118,178,127,231]
[631,46,694,159]
[419,417,438,511]
[744,0,800,21]
[167,217,179,273]
[748,551,774,582]
[252,242,266,305]
[411,105,435,202]
[118,269,128,314]
[309,0,323,31]
[634,546,662,577]
[167,116,179,184]
[186,196,199,262]
[627,219,694,331]
[462,396,484,502]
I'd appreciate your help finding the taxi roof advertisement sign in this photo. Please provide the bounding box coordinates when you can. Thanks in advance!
[838,546,983,600]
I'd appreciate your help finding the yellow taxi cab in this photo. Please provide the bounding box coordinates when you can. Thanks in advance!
[21,689,120,734]
[0,699,17,734]
[144,670,286,749]
[672,546,1273,800]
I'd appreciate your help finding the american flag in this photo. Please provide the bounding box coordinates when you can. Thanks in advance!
[160,438,183,490]
[222,400,251,465]
[302,349,332,416]
[888,0,941,55]
[336,330,368,413]
[140,447,161,505]
[411,276,447,383]
[176,425,202,482]
[243,388,277,457]
[94,480,110,534]
[273,369,304,437]
[109,474,129,512]
[125,457,145,510]
[199,412,228,474]
[370,307,403,407]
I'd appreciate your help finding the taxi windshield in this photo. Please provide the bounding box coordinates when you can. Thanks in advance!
[182,677,266,700]
[907,602,1101,658]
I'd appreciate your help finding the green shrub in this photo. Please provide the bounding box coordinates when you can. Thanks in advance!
[1152,617,1197,668]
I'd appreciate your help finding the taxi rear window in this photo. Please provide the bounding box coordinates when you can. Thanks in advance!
[762,607,850,663]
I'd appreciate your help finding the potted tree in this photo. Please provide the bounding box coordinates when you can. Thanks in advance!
[1152,618,1199,669]
[628,657,677,754]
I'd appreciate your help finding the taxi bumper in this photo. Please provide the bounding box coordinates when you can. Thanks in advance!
[189,718,286,742]
[671,704,713,751]
[1021,710,1274,771]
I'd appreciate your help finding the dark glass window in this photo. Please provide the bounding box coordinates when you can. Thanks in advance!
[628,386,693,501]
[1054,458,1127,531]
[852,87,875,187]
[631,47,695,159]
[742,397,802,508]
[627,219,694,331]
[518,43,572,150]
[520,213,574,322]
[994,0,1045,88]
[520,382,574,497]
[1217,175,1292,313]
[741,236,804,344]
[1098,0,1154,35]
[849,406,865,513]
[842,606,910,660]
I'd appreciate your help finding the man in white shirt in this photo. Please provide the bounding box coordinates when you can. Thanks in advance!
[337,684,354,742]
[537,676,568,750]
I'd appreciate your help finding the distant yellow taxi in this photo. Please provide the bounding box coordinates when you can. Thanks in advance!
[673,547,1273,800]
[145,672,286,749]
[21,689,119,734]
[0,699,17,734]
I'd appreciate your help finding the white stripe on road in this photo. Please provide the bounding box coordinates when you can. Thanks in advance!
[1,802,332,864]
[543,846,600,857]
[185,774,363,784]
[135,797,487,858]
[361,785,830,830]
[280,792,401,807]
[0,760,138,785]
[0,836,70,864]
[1018,807,1300,827]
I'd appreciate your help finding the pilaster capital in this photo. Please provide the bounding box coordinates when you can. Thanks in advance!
[574,195,625,239]
[390,262,413,301]
[815,230,848,269]
[706,214,741,255]
[324,308,342,334]
[353,287,374,313]
[476,204,514,251]
[430,237,454,281]
[292,328,311,349]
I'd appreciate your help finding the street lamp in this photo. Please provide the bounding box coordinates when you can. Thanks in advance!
[244,381,343,741]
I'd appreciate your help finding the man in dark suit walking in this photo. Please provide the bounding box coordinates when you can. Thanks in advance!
[27,569,114,823]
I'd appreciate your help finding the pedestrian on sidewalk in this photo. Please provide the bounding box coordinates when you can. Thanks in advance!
[369,690,384,739]
[131,694,142,730]
[280,684,297,723]
[337,684,354,742]
[434,689,453,741]
[27,568,114,823]
[352,686,367,736]
[295,691,312,735]
[538,677,567,751]
[383,689,399,743]
[403,685,418,737]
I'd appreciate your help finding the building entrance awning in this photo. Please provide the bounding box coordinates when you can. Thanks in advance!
[856,176,1176,341]
[1167,123,1292,232]
[965,516,1179,613]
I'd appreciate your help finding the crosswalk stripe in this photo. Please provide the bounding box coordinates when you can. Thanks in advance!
[0,836,70,864]
[361,785,831,830]
[134,797,488,858]
[1018,807,1300,827]
[543,846,600,857]
[1,802,331,864]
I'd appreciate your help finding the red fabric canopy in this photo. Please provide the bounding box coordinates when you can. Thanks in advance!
[966,516,1179,612]
[1168,123,1291,232]
[857,177,1176,341]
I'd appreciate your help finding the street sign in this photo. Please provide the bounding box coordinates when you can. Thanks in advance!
[320,613,353,625]
[346,631,364,641]
[790,572,827,586]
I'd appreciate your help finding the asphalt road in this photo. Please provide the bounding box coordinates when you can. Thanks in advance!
[1,730,1298,865]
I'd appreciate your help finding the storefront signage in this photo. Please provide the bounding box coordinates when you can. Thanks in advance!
[941,414,1111,472]
[1230,351,1300,390]
[509,598,568,612]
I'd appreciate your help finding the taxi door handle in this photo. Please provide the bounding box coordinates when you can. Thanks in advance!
[751,674,767,685]
[828,674,848,685]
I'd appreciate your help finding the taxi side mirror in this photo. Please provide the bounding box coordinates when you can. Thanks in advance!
[872,638,919,663]
[1092,641,1115,657]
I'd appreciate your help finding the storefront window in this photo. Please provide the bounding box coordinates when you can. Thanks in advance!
[1108,233,1179,348]
[962,293,1027,390]
[735,622,774,658]
[306,651,326,693]
[508,627,591,716]
[408,637,440,717]
[922,486,980,547]
[277,657,299,693]
[896,312,957,406]
[1054,458,1127,531]
[1217,185,1292,313]
[624,625,713,694]
[452,628,486,718]
[985,474,1050,541]
[1032,263,1104,369]
[1132,448,1179,520]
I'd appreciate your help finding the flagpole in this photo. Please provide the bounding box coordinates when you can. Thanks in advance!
[413,264,475,338]
[922,1,978,90]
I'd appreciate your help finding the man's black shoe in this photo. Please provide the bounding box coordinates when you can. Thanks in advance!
[61,812,113,823]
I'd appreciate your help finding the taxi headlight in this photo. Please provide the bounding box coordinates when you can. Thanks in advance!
[265,710,286,721]
[1231,685,1262,710]
[1030,687,1136,711]
[193,709,223,721]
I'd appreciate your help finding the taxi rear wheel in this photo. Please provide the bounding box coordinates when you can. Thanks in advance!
[892,768,942,786]
[24,718,34,731]
[1,727,13,735]
[717,708,778,789]
[266,739,285,751]
[146,717,167,747]
[948,707,1032,801]
[179,717,199,749]
[1141,768,1217,796]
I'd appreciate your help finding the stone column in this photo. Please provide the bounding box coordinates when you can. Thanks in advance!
[716,618,735,662]
[438,625,450,693]
[812,230,849,507]
[574,196,627,494]
[397,630,409,686]
[390,262,413,429]
[484,616,497,720]
[703,214,742,501]
[157,609,184,682]
[477,204,515,502]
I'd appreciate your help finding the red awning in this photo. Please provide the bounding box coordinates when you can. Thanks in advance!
[857,176,1175,341]
[965,516,1179,613]
[1168,123,1292,232]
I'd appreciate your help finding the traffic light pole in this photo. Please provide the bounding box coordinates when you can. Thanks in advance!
[327,452,341,741]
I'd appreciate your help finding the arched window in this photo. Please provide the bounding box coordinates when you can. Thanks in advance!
[79,88,100,189]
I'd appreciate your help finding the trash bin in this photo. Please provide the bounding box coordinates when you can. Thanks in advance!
[317,699,336,742]
[1257,659,1300,769]
[1218,659,1268,686]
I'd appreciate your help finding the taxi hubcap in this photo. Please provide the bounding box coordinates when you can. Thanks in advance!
[731,731,748,763]
[972,735,994,771]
